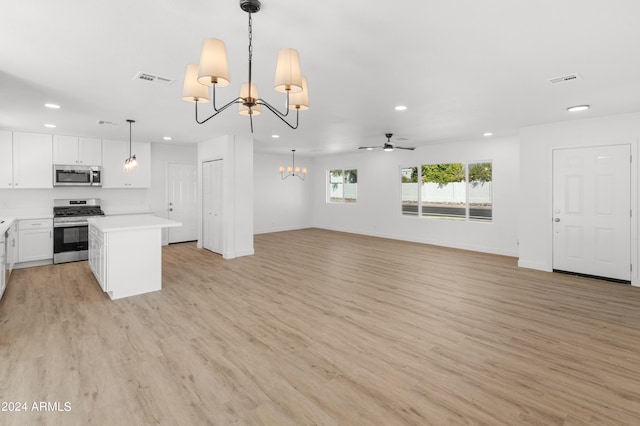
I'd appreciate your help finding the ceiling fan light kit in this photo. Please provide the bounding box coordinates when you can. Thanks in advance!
[359,133,415,151]
[182,0,310,132]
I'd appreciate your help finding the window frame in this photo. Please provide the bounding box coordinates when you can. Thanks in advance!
[327,168,358,203]
[400,161,493,222]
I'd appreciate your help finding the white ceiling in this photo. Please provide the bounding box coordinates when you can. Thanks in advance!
[2,0,640,156]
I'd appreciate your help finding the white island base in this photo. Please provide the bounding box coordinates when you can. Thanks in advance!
[88,215,181,300]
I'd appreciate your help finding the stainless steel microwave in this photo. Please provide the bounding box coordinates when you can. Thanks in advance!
[53,165,102,187]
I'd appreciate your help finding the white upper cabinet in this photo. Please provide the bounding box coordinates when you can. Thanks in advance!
[79,137,102,165]
[102,140,151,188]
[13,132,53,188]
[0,130,13,188]
[53,135,102,165]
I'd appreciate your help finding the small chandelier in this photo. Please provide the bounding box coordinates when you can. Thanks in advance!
[182,0,310,133]
[123,119,138,172]
[279,149,306,180]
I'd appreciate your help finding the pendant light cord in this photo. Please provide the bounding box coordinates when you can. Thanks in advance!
[247,13,253,100]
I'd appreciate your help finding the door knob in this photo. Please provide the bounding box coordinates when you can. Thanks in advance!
[554,218,560,222]
[169,208,173,212]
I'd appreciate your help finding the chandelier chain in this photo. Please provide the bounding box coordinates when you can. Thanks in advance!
[248,13,253,64]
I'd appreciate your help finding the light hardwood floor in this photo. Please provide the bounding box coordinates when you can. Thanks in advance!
[2,228,640,425]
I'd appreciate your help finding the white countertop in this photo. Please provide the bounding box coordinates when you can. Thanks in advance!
[88,214,181,233]
[0,217,17,235]
[0,209,53,220]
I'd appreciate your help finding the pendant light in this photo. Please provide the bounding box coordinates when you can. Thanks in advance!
[123,119,138,172]
[181,0,309,133]
[279,149,307,180]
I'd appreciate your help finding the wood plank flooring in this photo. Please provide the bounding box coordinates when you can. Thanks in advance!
[2,228,640,425]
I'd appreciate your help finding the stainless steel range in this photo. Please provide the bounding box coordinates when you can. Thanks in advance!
[53,199,105,264]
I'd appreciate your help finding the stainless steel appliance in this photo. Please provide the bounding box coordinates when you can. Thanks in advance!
[53,199,104,264]
[53,165,102,187]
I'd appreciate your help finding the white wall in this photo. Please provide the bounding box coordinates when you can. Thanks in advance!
[253,152,313,234]
[519,112,640,285]
[198,135,254,259]
[0,187,149,218]
[310,136,520,256]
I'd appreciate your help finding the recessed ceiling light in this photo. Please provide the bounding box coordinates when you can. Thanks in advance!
[271,134,280,138]
[44,124,56,128]
[483,132,493,137]
[163,136,172,141]
[44,103,61,109]
[567,105,590,112]
[395,105,407,111]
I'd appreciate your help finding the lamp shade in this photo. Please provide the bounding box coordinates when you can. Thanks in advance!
[182,64,210,103]
[274,48,302,93]
[197,39,231,87]
[288,76,309,110]
[239,83,261,115]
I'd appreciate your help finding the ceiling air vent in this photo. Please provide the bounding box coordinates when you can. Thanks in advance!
[133,72,175,87]
[548,73,581,85]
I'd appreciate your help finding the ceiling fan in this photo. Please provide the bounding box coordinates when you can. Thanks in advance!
[359,133,415,151]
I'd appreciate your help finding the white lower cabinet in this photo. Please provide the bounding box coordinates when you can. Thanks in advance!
[7,221,18,272]
[18,219,53,263]
[0,238,5,300]
[88,224,107,291]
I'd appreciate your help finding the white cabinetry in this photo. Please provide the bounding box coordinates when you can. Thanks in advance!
[88,224,106,290]
[0,130,12,189]
[0,237,5,300]
[53,135,102,165]
[13,132,53,188]
[102,140,151,188]
[7,221,18,273]
[18,219,53,262]
[88,216,180,299]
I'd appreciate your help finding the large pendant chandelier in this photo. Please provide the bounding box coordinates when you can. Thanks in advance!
[182,0,310,133]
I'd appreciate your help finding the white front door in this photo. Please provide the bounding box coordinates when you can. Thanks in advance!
[167,162,198,243]
[202,160,223,255]
[552,145,631,281]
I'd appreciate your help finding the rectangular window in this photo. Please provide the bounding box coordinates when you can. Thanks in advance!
[401,167,418,215]
[328,169,358,203]
[401,162,492,221]
[468,162,493,221]
[422,163,466,220]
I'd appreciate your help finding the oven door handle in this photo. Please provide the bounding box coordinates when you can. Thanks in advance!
[54,222,89,228]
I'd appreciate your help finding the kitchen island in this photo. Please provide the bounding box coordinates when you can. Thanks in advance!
[88,215,181,300]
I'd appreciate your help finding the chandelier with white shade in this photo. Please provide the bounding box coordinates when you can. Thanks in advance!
[279,149,307,180]
[182,0,309,132]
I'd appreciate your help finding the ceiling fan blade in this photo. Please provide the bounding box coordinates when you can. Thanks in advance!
[395,146,415,150]
[358,146,379,150]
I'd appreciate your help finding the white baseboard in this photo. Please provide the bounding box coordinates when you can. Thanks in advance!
[517,259,552,272]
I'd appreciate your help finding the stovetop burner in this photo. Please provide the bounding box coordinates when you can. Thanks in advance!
[53,198,105,219]
[54,207,105,217]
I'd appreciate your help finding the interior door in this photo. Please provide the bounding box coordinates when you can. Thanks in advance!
[167,162,198,243]
[552,145,631,281]
[202,160,223,255]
